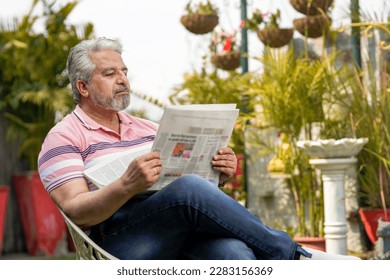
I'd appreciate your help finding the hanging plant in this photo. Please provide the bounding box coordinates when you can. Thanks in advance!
[211,51,241,71]
[245,9,293,48]
[293,14,331,38]
[210,29,241,71]
[257,28,294,48]
[180,0,219,35]
[289,0,334,16]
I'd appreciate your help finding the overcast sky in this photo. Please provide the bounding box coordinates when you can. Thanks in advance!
[1,0,388,121]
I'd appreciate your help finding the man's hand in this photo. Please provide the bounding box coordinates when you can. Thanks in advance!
[120,151,162,194]
[211,147,237,184]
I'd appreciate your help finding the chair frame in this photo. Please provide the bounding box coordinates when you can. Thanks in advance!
[60,210,118,260]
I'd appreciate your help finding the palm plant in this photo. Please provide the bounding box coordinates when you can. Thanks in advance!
[356,69,389,216]
[250,47,333,139]
[244,47,346,237]
[0,0,94,170]
[335,61,390,214]
[326,16,390,217]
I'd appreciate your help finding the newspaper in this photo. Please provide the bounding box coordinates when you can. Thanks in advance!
[83,143,153,189]
[83,104,239,191]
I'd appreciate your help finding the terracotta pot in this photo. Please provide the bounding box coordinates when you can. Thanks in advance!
[294,236,326,252]
[257,27,294,48]
[211,51,241,71]
[290,0,334,16]
[180,13,219,35]
[293,14,331,38]
[359,208,390,244]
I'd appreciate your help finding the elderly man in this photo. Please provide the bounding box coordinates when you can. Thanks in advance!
[38,37,359,260]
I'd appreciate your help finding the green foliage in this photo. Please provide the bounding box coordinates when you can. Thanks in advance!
[315,23,390,212]
[170,69,253,154]
[0,0,95,170]
[245,9,281,31]
[246,37,390,231]
[248,47,336,139]
[287,147,324,237]
[334,62,390,210]
[243,48,350,237]
[245,9,265,31]
[355,72,390,211]
[184,0,218,15]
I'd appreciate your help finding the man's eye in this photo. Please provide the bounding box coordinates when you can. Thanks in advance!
[104,72,114,76]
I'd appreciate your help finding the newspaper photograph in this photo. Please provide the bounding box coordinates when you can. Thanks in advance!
[150,104,239,190]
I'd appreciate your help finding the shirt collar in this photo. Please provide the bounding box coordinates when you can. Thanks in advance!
[73,105,133,131]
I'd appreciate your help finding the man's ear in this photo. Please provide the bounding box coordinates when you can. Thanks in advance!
[76,80,89,97]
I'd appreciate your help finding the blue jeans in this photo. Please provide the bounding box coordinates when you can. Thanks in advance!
[89,174,310,260]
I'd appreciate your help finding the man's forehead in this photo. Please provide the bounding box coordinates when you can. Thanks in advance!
[90,50,125,68]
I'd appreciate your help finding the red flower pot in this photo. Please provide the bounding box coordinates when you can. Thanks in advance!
[12,171,66,256]
[294,236,326,252]
[0,185,9,255]
[359,208,390,244]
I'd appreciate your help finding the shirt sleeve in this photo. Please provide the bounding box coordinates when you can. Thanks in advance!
[38,131,85,193]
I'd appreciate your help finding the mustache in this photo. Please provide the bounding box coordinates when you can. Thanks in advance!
[113,86,130,94]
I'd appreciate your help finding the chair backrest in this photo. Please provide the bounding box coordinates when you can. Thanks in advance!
[60,210,118,260]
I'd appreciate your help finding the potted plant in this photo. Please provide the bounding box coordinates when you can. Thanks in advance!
[266,131,326,251]
[342,63,390,245]
[293,14,332,38]
[289,0,334,16]
[319,22,390,249]
[245,9,294,48]
[180,0,219,35]
[243,48,350,247]
[210,29,241,71]
[0,0,94,255]
[290,0,333,39]
[0,185,9,255]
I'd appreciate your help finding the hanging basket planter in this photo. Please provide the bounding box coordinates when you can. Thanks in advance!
[289,0,333,16]
[211,51,241,71]
[257,27,294,48]
[293,14,331,38]
[180,13,219,35]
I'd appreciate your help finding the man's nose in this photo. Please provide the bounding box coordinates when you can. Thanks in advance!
[116,71,128,84]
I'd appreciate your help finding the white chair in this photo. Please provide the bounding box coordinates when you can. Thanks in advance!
[60,210,118,260]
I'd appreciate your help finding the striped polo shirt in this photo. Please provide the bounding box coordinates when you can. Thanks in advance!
[38,105,158,193]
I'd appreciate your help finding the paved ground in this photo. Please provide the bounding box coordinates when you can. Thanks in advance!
[1,251,375,260]
[0,252,76,260]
